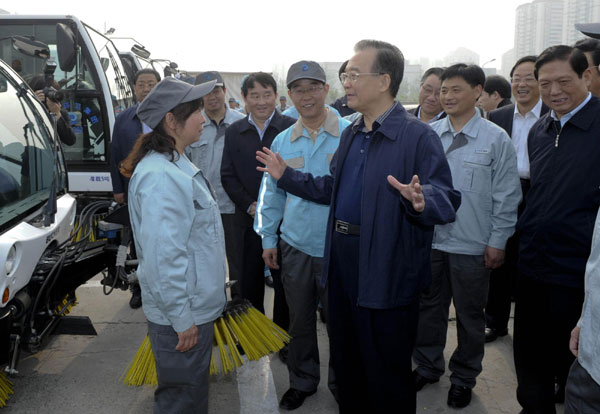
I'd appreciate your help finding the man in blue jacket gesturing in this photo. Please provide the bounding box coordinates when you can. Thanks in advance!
[256,40,461,413]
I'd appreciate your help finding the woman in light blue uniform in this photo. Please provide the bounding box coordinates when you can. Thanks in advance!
[121,77,227,414]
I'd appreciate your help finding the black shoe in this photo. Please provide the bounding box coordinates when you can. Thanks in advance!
[265,275,274,288]
[447,384,472,409]
[413,369,439,392]
[278,344,289,365]
[129,284,142,309]
[279,388,316,410]
[485,327,508,343]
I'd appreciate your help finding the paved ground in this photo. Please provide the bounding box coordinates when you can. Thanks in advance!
[0,277,565,413]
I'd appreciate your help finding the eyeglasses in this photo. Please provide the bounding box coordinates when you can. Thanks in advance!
[511,76,537,85]
[340,72,382,83]
[421,84,440,97]
[290,85,324,96]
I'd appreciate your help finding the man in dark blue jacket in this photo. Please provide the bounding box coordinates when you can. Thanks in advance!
[513,45,600,414]
[109,68,160,308]
[256,40,461,413]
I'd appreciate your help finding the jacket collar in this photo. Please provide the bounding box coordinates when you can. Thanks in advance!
[351,102,403,141]
[437,109,483,139]
[240,109,287,133]
[543,95,598,132]
[202,106,240,127]
[290,108,340,142]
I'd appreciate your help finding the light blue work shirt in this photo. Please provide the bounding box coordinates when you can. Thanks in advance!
[254,110,350,257]
[431,110,522,255]
[283,104,341,120]
[577,208,600,384]
[128,151,227,332]
[185,107,245,214]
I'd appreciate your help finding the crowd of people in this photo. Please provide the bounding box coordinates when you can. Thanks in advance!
[107,36,600,414]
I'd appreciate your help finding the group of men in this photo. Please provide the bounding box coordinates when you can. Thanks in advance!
[109,36,600,414]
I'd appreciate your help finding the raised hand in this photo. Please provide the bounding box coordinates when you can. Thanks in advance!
[387,174,425,212]
[256,147,287,180]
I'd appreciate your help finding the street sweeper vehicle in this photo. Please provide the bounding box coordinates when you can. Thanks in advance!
[0,18,144,406]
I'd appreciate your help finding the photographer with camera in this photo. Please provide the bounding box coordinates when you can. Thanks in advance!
[27,59,76,146]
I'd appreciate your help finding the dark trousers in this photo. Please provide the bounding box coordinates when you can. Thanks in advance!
[414,250,489,388]
[513,275,584,414]
[147,321,213,414]
[228,208,288,322]
[280,239,332,392]
[221,213,242,299]
[329,231,419,413]
[485,179,529,332]
[565,359,600,414]
[485,234,517,332]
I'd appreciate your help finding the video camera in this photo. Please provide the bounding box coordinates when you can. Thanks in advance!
[43,57,64,102]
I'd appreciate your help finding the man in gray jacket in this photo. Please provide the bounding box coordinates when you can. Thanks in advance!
[185,71,244,297]
[412,64,521,409]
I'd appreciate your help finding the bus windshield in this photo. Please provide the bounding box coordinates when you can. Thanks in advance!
[0,62,66,231]
[0,20,135,167]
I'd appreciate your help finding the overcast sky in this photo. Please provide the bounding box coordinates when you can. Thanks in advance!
[10,0,527,72]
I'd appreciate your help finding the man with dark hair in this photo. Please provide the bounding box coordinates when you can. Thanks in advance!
[574,38,600,96]
[330,60,356,117]
[514,45,600,414]
[256,39,460,413]
[184,71,244,300]
[413,63,521,409]
[479,75,512,112]
[221,72,294,327]
[484,56,549,344]
[255,60,349,410]
[109,67,161,309]
[277,95,291,112]
[408,67,446,123]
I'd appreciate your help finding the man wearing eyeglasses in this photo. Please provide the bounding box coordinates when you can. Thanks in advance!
[408,67,446,123]
[254,60,349,410]
[484,56,549,345]
[255,41,461,413]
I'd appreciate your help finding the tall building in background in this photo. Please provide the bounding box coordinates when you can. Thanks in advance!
[500,48,516,78]
[515,0,564,58]
[562,0,600,44]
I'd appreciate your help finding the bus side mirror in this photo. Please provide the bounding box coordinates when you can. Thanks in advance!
[56,23,77,72]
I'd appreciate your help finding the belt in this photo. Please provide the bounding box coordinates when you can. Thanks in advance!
[335,220,360,236]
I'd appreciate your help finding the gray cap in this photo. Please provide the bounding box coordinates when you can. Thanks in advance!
[286,60,326,88]
[228,97,236,102]
[195,71,224,86]
[137,77,216,129]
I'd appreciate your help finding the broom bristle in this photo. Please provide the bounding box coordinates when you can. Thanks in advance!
[121,335,157,386]
[0,372,14,407]
[122,300,293,385]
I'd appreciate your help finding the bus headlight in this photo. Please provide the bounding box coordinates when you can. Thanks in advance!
[5,245,16,276]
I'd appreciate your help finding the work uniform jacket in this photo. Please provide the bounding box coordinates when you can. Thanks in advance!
[128,151,227,332]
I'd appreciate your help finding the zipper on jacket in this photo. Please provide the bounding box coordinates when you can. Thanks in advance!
[552,120,562,148]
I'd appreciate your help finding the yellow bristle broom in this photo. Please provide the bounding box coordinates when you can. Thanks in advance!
[122,299,291,386]
[0,373,14,408]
